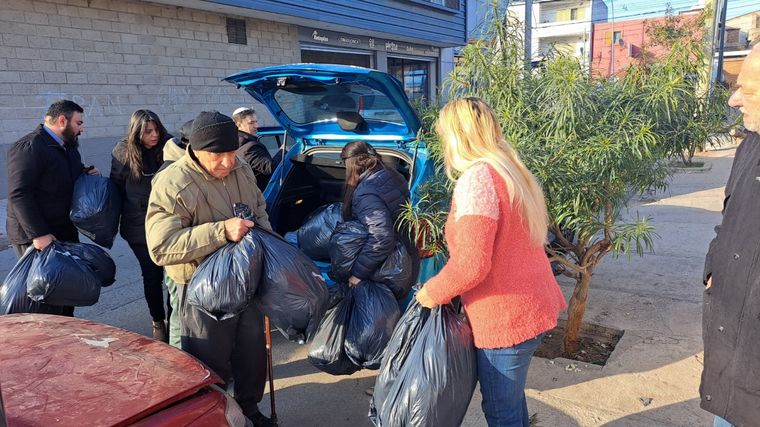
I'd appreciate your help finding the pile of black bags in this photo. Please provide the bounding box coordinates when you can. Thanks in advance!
[308,280,401,374]
[329,220,414,299]
[369,300,478,427]
[1,242,116,314]
[187,226,329,343]
[296,202,343,260]
[252,227,329,343]
[70,174,121,248]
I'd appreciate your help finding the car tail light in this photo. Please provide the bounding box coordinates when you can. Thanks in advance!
[210,385,249,427]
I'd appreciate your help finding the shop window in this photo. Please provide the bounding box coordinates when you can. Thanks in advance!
[226,18,247,45]
[388,57,430,102]
[301,49,372,68]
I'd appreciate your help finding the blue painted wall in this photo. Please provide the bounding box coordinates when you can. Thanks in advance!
[207,0,467,46]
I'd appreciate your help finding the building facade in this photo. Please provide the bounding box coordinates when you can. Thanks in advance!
[0,0,466,139]
[508,0,608,67]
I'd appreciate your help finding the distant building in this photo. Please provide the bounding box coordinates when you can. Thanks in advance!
[508,0,609,67]
[590,9,702,79]
[723,10,760,86]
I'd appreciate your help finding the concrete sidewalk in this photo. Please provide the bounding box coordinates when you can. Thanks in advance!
[0,147,733,426]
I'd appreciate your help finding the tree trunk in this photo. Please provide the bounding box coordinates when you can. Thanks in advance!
[563,270,593,354]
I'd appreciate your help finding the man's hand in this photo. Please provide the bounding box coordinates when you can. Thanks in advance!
[348,276,361,288]
[32,234,55,250]
[84,165,101,176]
[224,217,254,242]
[706,276,712,290]
[415,286,439,309]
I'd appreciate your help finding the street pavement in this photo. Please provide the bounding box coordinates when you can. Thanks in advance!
[0,140,736,426]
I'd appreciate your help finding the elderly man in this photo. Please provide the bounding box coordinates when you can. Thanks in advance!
[232,107,275,191]
[701,44,760,427]
[146,111,275,427]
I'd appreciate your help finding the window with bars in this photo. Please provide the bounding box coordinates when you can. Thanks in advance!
[226,17,247,45]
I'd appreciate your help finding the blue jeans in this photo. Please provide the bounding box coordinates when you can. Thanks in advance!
[477,334,543,427]
[714,416,734,427]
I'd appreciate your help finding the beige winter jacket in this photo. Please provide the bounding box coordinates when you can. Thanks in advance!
[146,148,271,284]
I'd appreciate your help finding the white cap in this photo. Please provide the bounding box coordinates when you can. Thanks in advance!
[232,107,254,117]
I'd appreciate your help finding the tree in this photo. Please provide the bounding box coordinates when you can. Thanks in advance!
[623,8,733,165]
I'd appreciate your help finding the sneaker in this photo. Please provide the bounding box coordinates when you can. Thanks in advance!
[152,320,168,343]
[365,386,374,396]
[248,411,277,427]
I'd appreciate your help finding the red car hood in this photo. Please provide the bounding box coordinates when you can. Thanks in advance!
[0,314,222,426]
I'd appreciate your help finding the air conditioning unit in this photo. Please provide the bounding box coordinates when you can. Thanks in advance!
[617,38,625,46]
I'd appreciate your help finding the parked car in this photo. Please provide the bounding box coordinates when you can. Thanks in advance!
[0,314,248,426]
[224,64,438,284]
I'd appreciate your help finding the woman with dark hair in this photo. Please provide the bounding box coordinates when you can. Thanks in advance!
[340,141,420,291]
[110,109,171,342]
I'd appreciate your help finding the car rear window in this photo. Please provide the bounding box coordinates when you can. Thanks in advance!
[273,82,405,125]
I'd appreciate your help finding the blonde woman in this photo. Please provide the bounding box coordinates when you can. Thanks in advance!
[416,98,567,427]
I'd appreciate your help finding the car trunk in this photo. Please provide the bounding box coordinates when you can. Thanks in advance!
[269,146,412,237]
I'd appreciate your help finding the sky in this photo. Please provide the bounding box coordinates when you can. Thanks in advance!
[601,0,759,21]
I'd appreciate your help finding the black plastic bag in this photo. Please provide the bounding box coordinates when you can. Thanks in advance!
[252,227,329,343]
[344,280,401,370]
[307,291,360,376]
[328,221,366,283]
[61,242,116,287]
[187,233,263,321]
[297,203,343,260]
[370,303,477,427]
[370,299,430,416]
[27,242,102,307]
[327,282,348,310]
[373,240,414,299]
[329,221,414,298]
[70,174,121,248]
[0,248,68,315]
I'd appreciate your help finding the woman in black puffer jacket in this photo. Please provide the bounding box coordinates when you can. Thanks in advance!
[110,109,171,342]
[340,141,420,292]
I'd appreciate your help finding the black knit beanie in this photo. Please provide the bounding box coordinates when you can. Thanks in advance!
[190,111,239,153]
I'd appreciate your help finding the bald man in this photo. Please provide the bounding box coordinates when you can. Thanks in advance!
[701,44,760,427]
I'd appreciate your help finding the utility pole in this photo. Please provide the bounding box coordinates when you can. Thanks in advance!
[525,0,533,69]
[610,0,615,78]
[713,0,729,86]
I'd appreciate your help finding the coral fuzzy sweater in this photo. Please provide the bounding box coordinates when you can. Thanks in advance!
[423,163,567,349]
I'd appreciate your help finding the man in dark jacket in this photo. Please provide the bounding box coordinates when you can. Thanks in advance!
[232,107,275,191]
[701,44,760,427]
[6,100,99,316]
[6,100,100,256]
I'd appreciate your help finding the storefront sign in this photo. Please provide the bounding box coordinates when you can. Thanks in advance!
[299,27,439,57]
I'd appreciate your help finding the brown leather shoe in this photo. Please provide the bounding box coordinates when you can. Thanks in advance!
[152,320,168,343]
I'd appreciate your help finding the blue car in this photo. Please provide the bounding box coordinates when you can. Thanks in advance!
[224,64,439,287]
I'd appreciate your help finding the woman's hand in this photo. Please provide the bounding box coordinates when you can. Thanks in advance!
[415,286,438,308]
[348,276,361,288]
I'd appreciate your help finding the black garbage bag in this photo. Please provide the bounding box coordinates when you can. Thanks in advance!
[297,203,343,261]
[370,299,430,416]
[328,221,366,283]
[307,291,360,376]
[252,227,329,343]
[62,241,116,287]
[327,283,348,310]
[27,242,102,307]
[0,248,68,315]
[370,303,477,427]
[329,221,415,298]
[373,240,414,299]
[187,233,263,321]
[70,174,121,248]
[344,280,401,370]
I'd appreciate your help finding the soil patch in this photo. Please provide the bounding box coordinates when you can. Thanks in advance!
[534,319,624,366]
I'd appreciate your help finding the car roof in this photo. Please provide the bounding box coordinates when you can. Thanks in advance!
[0,314,221,426]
